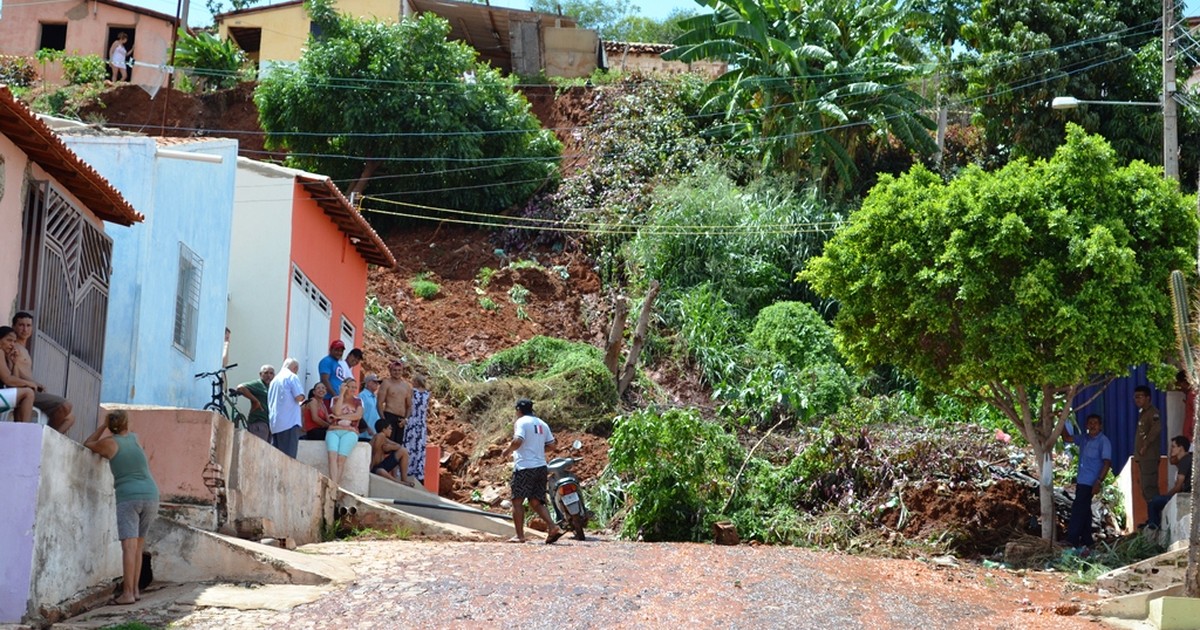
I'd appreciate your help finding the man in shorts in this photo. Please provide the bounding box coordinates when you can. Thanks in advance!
[370,419,412,485]
[501,398,563,544]
[376,360,412,444]
[4,314,74,433]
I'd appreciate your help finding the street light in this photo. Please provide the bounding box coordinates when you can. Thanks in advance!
[1049,96,1161,110]
[1049,94,1180,181]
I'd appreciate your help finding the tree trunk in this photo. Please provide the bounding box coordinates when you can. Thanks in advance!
[603,293,629,380]
[617,281,660,398]
[1035,446,1056,540]
[347,160,382,198]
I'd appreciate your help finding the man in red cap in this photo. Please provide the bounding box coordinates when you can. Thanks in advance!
[319,339,346,401]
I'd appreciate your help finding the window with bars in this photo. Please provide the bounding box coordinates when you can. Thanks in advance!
[173,243,204,358]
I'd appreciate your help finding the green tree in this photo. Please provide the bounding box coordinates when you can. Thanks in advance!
[255,0,560,216]
[959,0,1169,164]
[803,125,1198,539]
[664,0,937,195]
[615,8,700,43]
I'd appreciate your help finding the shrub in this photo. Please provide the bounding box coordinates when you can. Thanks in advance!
[478,296,498,311]
[409,274,440,299]
[508,283,531,305]
[608,408,742,541]
[61,53,107,85]
[0,55,37,87]
[630,165,846,317]
[748,301,838,370]
[172,28,254,91]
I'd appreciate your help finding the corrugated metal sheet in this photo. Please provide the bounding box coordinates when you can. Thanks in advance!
[1072,364,1166,475]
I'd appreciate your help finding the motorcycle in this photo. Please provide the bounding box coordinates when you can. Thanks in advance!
[547,440,589,540]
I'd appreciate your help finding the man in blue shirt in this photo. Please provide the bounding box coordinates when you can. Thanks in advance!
[1062,414,1112,548]
[318,340,346,400]
[358,373,382,440]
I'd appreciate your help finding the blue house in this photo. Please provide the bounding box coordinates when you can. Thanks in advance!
[57,131,238,409]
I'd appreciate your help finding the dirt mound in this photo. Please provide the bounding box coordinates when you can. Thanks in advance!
[520,84,599,175]
[80,82,280,159]
[370,225,607,364]
[881,479,1039,556]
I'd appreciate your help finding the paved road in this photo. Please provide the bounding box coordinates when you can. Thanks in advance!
[67,538,1101,629]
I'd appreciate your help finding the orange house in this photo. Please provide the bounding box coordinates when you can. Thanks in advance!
[223,158,395,391]
[0,0,178,87]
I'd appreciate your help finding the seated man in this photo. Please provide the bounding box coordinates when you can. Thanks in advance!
[0,326,57,427]
[370,419,412,486]
[1144,435,1193,531]
[6,314,75,434]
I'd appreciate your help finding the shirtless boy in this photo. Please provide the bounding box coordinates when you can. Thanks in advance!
[376,360,412,443]
[0,327,36,422]
[370,419,412,485]
[8,312,75,433]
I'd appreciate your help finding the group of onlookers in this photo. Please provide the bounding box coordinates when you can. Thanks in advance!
[1063,384,1194,551]
[238,339,431,491]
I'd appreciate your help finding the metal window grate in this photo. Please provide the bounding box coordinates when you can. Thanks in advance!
[173,242,204,358]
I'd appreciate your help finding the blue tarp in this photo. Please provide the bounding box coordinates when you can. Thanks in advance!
[1071,364,1168,476]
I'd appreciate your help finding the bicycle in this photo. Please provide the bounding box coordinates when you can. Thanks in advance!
[194,364,249,429]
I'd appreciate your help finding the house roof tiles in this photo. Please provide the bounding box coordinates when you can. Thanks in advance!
[0,85,143,226]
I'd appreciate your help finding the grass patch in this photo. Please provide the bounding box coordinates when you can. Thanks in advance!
[409,273,440,299]
[348,525,413,541]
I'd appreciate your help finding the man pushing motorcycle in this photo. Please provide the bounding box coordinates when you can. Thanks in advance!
[502,398,565,544]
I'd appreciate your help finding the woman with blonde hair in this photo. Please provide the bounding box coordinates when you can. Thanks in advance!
[85,409,158,605]
[325,377,362,488]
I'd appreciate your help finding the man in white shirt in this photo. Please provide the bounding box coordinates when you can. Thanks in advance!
[268,358,305,458]
[501,398,564,544]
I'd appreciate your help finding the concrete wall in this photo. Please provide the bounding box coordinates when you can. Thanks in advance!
[111,405,233,504]
[0,423,120,624]
[64,137,238,409]
[544,26,598,78]
[297,439,371,496]
[0,0,175,86]
[229,427,334,545]
[225,159,294,390]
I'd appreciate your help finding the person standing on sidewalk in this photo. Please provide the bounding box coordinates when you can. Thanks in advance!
[1133,385,1162,513]
[1062,414,1112,549]
[85,409,159,605]
[501,398,563,544]
[268,358,305,458]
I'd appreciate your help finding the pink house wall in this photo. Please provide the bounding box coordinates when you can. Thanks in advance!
[0,0,176,86]
[0,134,105,321]
[288,182,369,355]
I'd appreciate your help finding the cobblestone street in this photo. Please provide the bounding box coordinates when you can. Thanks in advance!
[61,537,1102,629]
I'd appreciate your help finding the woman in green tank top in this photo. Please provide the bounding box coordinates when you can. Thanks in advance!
[85,409,159,605]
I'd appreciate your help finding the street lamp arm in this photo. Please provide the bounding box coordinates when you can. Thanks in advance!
[1050,96,1161,109]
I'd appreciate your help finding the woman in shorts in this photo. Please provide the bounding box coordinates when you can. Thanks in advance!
[85,409,158,605]
[326,377,362,489]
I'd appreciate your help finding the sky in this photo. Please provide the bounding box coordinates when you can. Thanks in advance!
[124,0,709,27]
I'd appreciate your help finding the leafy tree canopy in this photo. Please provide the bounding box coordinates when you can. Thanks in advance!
[254,0,561,219]
[665,0,936,196]
[959,0,1170,163]
[803,125,1197,537]
[530,0,637,40]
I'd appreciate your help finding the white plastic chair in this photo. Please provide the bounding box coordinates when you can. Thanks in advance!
[0,406,48,425]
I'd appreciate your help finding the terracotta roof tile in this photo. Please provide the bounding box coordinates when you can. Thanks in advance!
[0,86,143,226]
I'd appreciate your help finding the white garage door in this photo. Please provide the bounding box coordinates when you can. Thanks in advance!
[286,265,332,390]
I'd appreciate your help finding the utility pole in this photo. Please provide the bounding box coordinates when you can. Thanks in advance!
[1163,0,1179,181]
